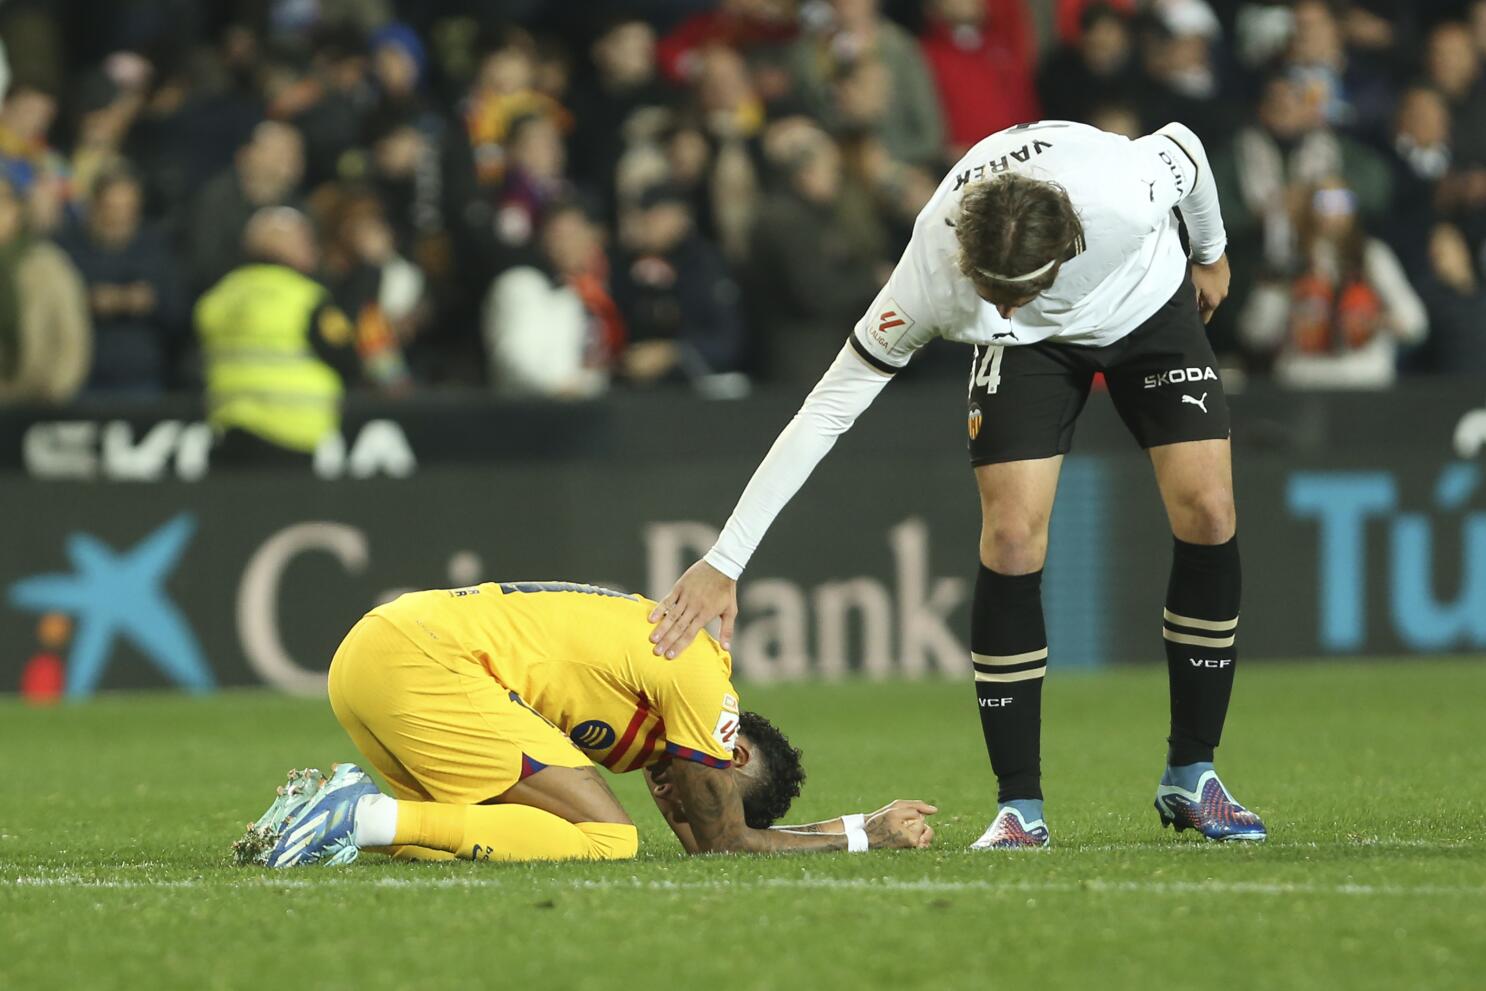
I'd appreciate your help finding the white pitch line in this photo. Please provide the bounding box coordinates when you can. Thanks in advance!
[6,874,1485,898]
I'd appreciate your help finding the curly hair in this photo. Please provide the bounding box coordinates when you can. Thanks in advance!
[954,173,1084,302]
[737,711,806,828]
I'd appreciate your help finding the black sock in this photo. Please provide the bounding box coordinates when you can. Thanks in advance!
[1163,536,1241,766]
[971,565,1047,803]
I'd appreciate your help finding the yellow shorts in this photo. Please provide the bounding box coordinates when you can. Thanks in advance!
[326,614,591,804]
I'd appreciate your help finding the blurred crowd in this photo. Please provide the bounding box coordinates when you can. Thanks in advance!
[1,0,1485,408]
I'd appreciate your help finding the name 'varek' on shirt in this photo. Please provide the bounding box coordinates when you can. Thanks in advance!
[850,121,1228,367]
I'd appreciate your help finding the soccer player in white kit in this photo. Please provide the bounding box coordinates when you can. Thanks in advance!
[648,121,1267,847]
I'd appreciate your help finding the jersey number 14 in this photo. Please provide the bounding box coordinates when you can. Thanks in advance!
[973,345,1005,395]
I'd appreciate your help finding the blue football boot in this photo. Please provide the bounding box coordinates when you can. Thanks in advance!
[232,767,327,866]
[1155,763,1267,842]
[970,800,1050,849]
[267,763,382,867]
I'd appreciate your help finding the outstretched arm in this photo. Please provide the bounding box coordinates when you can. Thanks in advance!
[769,801,942,836]
[666,759,935,854]
[648,343,895,656]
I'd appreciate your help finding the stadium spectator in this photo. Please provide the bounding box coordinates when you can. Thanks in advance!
[1425,21,1486,168]
[1381,85,1453,267]
[1404,222,1486,373]
[1337,0,1410,70]
[492,111,567,252]
[825,61,939,256]
[1282,0,1395,140]
[12,4,1486,399]
[567,18,672,213]
[363,110,452,288]
[0,176,89,405]
[533,30,578,108]
[0,79,67,233]
[185,121,306,293]
[262,33,373,189]
[1425,22,1486,249]
[787,0,944,168]
[68,56,151,204]
[685,45,769,261]
[1054,0,1137,45]
[1237,181,1426,388]
[1037,3,1139,125]
[919,0,1040,156]
[196,207,406,468]
[122,29,263,227]
[368,22,431,119]
[657,0,800,86]
[314,185,428,368]
[483,201,619,399]
[747,128,881,382]
[57,168,183,396]
[461,28,565,190]
[612,184,745,387]
[1217,72,1392,281]
[1132,0,1237,145]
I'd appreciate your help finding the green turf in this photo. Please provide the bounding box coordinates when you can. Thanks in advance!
[3,660,1484,991]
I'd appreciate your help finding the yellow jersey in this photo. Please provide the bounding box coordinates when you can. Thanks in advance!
[369,581,741,772]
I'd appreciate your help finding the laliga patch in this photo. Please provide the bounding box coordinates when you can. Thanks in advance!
[722,693,739,713]
[869,298,915,352]
[712,710,739,753]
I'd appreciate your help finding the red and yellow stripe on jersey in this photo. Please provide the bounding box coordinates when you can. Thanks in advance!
[368,582,740,772]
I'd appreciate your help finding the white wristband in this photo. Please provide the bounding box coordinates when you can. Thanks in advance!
[842,813,868,853]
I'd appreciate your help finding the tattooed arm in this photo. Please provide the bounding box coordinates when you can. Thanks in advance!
[768,801,937,835]
[665,759,936,854]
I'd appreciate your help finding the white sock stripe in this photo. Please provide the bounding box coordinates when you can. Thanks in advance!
[1163,609,1238,632]
[1162,629,1236,648]
[970,647,1049,667]
[974,667,1046,683]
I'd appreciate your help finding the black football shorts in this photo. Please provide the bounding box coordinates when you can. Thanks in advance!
[966,274,1230,466]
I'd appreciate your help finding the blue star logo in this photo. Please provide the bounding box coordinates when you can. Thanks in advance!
[8,514,214,697]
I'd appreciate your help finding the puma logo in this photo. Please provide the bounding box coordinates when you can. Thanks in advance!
[1182,392,1209,413]
[991,331,1018,341]
[1143,178,1157,202]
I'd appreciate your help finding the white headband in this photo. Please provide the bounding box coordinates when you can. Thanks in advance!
[976,257,1058,283]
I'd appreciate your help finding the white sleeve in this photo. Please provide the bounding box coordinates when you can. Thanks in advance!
[484,268,582,396]
[1134,122,1228,265]
[848,223,946,370]
[1364,239,1428,343]
[704,345,894,579]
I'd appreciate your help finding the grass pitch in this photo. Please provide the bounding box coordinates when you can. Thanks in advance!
[3,660,1484,991]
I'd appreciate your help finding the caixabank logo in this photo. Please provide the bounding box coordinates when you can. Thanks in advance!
[7,514,214,700]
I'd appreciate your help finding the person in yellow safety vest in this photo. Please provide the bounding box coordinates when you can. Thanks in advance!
[195,207,360,468]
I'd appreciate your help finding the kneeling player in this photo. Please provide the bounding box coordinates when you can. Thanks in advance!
[237,581,936,866]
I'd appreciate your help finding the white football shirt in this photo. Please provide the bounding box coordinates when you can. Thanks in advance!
[849,120,1227,371]
[701,121,1228,580]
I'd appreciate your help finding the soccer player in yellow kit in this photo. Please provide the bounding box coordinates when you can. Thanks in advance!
[240,581,936,866]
